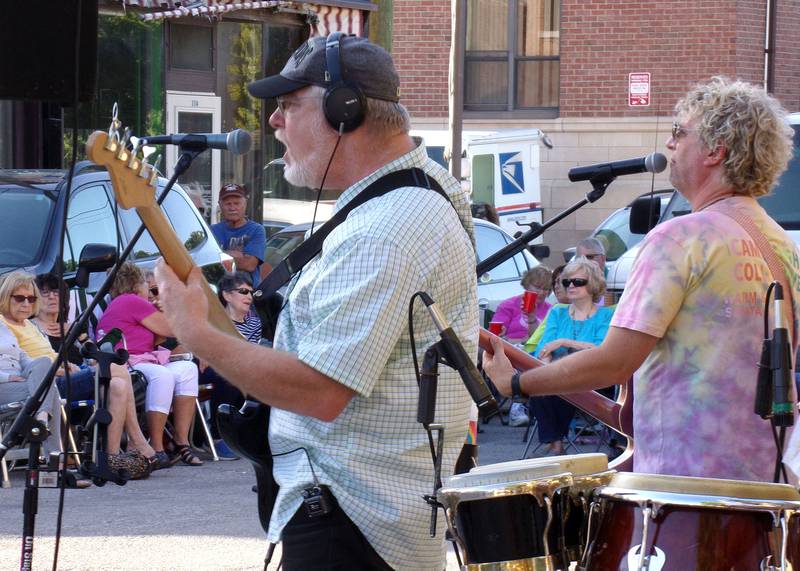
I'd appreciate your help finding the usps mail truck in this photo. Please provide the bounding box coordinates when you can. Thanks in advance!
[467,129,545,238]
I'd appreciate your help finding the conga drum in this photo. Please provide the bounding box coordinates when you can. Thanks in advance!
[580,472,800,571]
[439,453,611,570]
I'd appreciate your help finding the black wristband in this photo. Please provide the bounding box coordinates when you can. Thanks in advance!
[511,370,525,399]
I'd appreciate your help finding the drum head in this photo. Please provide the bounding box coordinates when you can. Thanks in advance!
[603,472,800,501]
[469,453,609,478]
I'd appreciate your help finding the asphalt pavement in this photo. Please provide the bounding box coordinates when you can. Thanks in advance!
[0,409,613,570]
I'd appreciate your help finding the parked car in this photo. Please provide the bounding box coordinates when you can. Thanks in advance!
[0,167,228,291]
[262,217,538,325]
[562,189,673,267]
[607,111,800,300]
[262,198,333,241]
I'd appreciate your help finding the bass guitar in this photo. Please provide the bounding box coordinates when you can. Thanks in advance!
[85,121,280,529]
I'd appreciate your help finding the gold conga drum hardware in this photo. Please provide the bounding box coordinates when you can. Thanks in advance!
[439,453,612,570]
[579,472,800,571]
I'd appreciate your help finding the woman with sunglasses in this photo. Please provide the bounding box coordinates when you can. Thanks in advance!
[528,258,615,454]
[98,262,201,468]
[197,271,263,459]
[0,271,153,478]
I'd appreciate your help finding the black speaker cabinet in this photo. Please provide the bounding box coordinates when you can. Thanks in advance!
[0,0,98,103]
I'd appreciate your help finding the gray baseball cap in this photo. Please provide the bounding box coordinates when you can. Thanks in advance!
[247,35,400,102]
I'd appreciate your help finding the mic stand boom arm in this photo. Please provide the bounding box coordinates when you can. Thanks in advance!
[476,173,615,277]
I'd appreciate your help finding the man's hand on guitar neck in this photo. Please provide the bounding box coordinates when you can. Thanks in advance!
[153,261,211,348]
[482,334,517,396]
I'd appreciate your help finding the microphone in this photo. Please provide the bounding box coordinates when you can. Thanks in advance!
[771,283,794,427]
[568,152,667,182]
[142,129,252,155]
[419,293,499,417]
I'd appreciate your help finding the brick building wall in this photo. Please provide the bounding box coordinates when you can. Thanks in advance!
[774,0,800,109]
[560,1,765,117]
[392,0,451,117]
[392,0,800,256]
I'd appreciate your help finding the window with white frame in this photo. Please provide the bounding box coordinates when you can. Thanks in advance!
[465,0,560,112]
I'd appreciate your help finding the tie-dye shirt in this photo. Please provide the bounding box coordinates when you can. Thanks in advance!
[611,195,800,481]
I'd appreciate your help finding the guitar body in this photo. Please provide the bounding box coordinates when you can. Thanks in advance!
[217,401,277,533]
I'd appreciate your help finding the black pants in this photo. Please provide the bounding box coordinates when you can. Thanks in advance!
[281,491,392,571]
[199,367,244,439]
[529,395,575,443]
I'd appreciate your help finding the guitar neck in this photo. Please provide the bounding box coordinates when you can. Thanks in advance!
[478,329,624,433]
[136,204,240,338]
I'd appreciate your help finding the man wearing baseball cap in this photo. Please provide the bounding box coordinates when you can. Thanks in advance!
[210,182,266,286]
[154,33,477,570]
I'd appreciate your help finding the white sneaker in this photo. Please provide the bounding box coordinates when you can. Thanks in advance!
[508,403,530,427]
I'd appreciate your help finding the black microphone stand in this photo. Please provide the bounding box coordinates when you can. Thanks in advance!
[78,341,130,486]
[2,146,204,571]
[477,172,616,277]
[417,343,446,538]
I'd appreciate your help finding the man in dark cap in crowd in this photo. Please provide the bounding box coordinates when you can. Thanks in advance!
[211,182,266,285]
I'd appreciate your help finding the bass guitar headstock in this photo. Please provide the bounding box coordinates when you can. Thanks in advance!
[85,103,162,210]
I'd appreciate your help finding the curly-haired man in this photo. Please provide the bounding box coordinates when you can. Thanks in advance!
[485,77,799,483]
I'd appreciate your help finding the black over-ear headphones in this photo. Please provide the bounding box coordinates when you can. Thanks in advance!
[323,32,366,133]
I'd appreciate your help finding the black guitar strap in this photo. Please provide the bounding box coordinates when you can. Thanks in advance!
[253,168,449,340]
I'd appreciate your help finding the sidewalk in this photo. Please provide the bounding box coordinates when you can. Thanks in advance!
[0,415,610,569]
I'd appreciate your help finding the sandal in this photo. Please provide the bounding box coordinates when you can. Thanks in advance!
[172,444,203,466]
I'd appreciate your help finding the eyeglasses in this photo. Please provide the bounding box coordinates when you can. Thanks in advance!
[275,95,322,115]
[562,278,589,288]
[149,287,159,297]
[11,294,37,303]
[40,289,59,297]
[229,288,253,296]
[671,122,696,140]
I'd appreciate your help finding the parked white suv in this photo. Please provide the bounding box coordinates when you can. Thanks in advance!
[606,112,800,301]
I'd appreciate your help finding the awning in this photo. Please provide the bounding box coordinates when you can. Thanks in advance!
[121,0,372,36]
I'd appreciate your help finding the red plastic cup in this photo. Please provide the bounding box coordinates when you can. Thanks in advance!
[522,291,538,313]
[488,322,503,335]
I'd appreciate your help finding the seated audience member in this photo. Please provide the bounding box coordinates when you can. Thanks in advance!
[0,271,153,477]
[524,264,569,353]
[0,320,61,457]
[98,262,202,467]
[528,258,615,454]
[490,266,553,428]
[199,271,263,459]
[491,266,553,343]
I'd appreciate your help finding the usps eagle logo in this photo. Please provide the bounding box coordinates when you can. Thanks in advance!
[499,152,525,195]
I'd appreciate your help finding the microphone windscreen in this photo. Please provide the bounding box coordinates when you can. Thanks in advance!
[645,152,668,174]
[227,129,253,155]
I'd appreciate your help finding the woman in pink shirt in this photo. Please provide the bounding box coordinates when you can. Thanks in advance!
[98,263,201,468]
[491,266,553,343]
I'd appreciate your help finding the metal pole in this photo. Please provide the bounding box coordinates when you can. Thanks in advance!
[449,0,466,181]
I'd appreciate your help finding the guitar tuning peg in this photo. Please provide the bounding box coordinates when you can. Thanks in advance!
[107,102,122,149]
[138,152,151,179]
[128,139,144,170]
[116,127,132,161]
[148,154,162,186]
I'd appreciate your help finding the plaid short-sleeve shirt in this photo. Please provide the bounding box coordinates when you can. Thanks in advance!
[267,141,477,570]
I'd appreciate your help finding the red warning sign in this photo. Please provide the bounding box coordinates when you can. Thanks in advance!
[629,72,650,107]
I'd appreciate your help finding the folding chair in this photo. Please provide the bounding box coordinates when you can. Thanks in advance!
[0,401,27,488]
